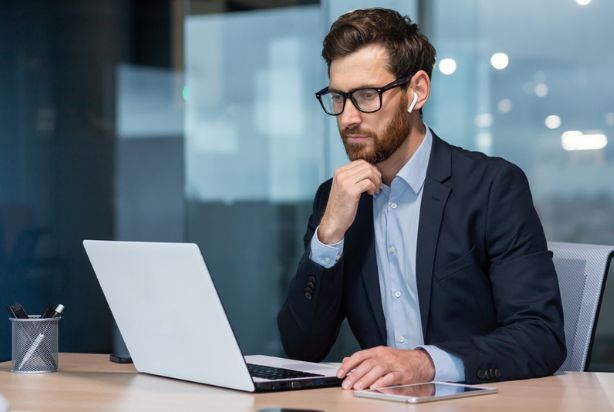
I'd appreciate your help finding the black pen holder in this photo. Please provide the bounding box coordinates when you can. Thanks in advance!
[10,316,60,373]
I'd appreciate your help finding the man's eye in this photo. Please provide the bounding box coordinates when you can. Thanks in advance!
[331,94,344,102]
[356,90,377,100]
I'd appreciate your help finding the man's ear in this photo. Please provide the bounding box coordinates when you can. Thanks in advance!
[407,70,431,112]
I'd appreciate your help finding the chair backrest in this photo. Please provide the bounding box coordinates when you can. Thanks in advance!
[548,241,614,372]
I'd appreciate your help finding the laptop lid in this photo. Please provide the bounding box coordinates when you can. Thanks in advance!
[83,240,256,391]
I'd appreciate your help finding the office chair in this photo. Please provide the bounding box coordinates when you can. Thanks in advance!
[548,241,614,372]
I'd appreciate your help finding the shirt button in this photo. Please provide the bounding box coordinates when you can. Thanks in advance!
[389,202,398,209]
[398,336,406,343]
[322,257,331,264]
[388,246,396,255]
[393,290,401,299]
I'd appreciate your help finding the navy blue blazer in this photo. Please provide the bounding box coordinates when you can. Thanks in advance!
[278,132,566,384]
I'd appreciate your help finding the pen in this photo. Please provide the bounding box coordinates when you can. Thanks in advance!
[18,333,45,369]
[5,306,17,318]
[40,304,54,319]
[50,304,64,318]
[11,303,28,319]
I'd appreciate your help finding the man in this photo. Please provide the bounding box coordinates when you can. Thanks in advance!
[278,8,566,390]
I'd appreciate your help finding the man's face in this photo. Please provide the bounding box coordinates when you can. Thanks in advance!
[329,44,412,164]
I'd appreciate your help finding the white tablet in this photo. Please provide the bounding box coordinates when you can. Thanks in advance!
[353,381,497,404]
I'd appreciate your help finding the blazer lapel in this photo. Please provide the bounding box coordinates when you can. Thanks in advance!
[416,132,452,341]
[353,193,387,344]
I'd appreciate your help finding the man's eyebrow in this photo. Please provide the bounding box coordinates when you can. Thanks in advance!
[328,84,381,93]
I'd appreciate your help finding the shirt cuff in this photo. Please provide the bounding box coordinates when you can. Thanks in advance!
[419,345,466,383]
[309,226,344,269]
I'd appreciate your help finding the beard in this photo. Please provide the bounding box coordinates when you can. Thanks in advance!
[340,95,411,164]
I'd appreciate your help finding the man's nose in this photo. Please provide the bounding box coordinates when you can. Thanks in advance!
[338,99,362,128]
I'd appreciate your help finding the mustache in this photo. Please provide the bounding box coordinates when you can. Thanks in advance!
[341,126,376,139]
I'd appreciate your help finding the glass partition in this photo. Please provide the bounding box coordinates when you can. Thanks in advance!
[184,4,325,356]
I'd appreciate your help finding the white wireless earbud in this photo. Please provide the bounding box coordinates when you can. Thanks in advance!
[408,92,419,113]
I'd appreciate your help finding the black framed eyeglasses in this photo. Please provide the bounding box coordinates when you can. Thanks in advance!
[315,75,411,116]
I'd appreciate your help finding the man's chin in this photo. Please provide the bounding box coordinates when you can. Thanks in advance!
[344,143,375,163]
[347,148,395,165]
[347,151,374,163]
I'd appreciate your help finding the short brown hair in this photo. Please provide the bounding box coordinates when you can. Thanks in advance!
[322,8,436,80]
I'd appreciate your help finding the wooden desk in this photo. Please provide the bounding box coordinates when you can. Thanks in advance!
[1,353,613,411]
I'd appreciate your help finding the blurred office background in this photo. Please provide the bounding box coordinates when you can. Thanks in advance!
[1,0,613,370]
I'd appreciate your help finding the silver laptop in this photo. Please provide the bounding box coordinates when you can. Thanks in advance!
[83,240,341,392]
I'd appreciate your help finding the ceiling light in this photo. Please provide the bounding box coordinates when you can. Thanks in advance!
[497,99,512,113]
[438,58,457,75]
[545,115,561,129]
[490,53,509,70]
[561,130,608,151]
[474,113,493,128]
[534,83,549,97]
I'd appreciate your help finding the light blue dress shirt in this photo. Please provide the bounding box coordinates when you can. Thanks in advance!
[310,126,465,382]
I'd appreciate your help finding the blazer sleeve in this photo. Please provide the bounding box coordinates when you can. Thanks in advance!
[436,162,566,383]
[277,180,346,362]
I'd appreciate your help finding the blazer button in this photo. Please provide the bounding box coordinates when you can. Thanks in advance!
[304,291,312,300]
[477,370,486,380]
[308,276,316,283]
[306,281,315,288]
[494,369,501,378]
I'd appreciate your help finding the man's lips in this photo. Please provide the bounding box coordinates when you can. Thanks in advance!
[345,134,372,143]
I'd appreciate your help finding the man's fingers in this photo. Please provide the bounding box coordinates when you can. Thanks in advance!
[337,175,381,196]
[352,365,387,390]
[357,180,377,196]
[341,359,376,389]
[336,159,379,175]
[370,371,400,389]
[336,161,381,188]
[337,349,370,378]
[341,167,381,196]
[362,170,382,194]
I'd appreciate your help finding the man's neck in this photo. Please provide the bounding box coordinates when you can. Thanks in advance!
[377,122,427,186]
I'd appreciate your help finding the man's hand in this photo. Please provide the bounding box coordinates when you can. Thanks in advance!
[318,160,382,244]
[336,346,435,390]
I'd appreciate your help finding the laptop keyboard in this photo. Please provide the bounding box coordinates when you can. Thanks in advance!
[247,363,324,380]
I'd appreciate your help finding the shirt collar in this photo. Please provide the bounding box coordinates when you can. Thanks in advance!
[394,124,433,194]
